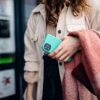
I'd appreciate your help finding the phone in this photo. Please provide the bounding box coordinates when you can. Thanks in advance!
[42,34,73,62]
[42,34,62,54]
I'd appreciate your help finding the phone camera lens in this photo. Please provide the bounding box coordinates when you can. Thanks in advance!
[44,43,51,51]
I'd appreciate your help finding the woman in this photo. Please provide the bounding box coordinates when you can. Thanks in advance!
[24,0,100,100]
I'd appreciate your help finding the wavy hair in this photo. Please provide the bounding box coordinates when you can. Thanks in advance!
[40,0,90,27]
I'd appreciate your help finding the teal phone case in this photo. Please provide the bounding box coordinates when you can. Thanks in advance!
[42,34,62,54]
[42,34,73,62]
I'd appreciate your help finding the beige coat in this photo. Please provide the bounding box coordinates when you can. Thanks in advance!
[24,1,100,100]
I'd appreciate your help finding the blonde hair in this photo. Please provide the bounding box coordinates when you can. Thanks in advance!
[40,0,90,27]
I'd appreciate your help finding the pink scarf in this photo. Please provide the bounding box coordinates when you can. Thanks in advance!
[63,30,100,100]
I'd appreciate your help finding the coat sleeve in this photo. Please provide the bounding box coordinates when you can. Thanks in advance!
[24,13,39,84]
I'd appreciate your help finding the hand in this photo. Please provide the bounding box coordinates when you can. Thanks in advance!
[26,84,34,100]
[48,36,80,62]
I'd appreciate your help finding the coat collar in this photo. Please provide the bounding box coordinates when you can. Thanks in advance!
[32,4,88,36]
[32,4,46,20]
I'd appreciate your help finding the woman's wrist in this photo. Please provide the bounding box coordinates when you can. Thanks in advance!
[74,37,81,49]
[26,84,34,100]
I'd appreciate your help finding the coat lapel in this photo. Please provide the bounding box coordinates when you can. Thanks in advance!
[32,4,46,21]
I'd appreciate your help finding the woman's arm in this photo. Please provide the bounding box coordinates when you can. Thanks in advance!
[26,84,34,100]
[25,72,38,100]
[24,13,39,100]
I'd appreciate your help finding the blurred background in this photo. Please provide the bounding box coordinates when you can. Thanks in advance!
[0,0,38,100]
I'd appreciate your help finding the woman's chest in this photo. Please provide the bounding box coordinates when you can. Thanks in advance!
[32,12,90,48]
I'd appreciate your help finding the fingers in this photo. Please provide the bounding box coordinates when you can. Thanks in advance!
[48,44,63,57]
[49,40,69,60]
[49,46,70,61]
[53,48,67,59]
[59,52,70,61]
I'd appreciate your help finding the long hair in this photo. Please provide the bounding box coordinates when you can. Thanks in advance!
[40,0,90,27]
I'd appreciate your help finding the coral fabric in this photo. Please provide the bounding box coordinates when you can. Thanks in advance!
[63,30,100,100]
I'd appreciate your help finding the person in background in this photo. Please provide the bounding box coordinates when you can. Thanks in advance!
[24,0,100,100]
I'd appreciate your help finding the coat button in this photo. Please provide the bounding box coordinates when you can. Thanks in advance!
[59,62,62,66]
[58,30,61,34]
